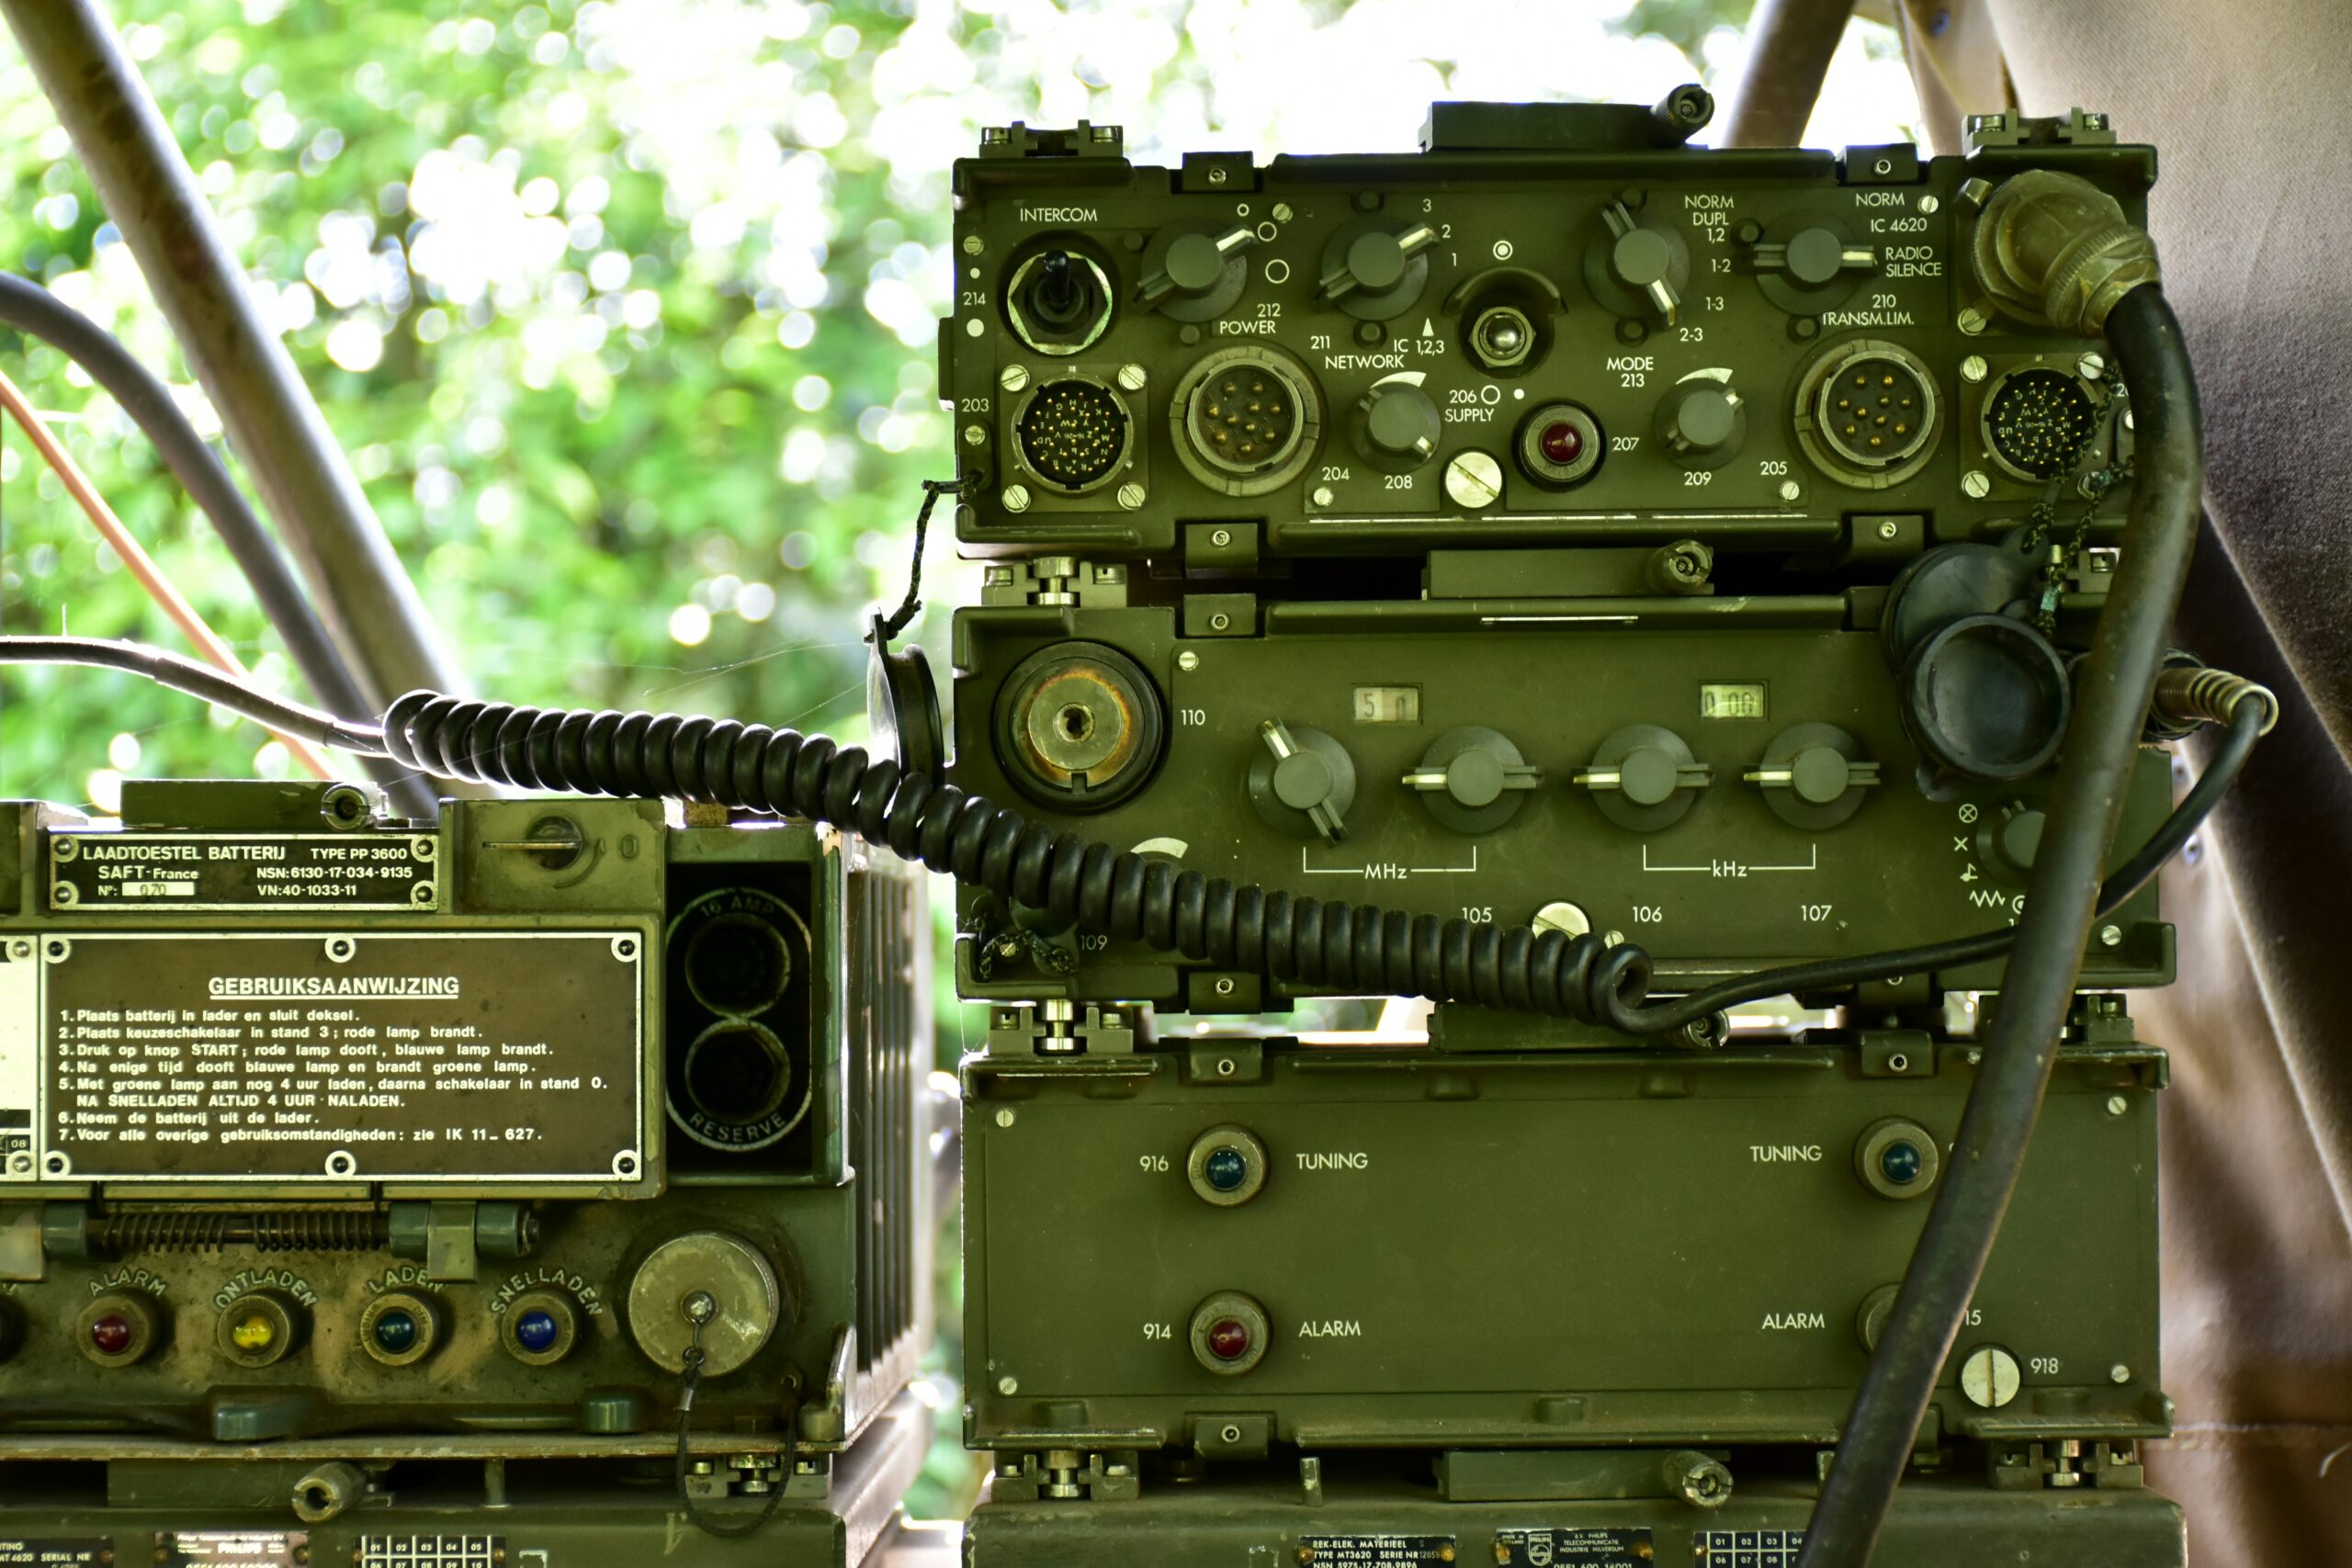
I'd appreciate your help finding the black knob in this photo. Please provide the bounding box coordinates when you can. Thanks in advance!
[1656,378,1746,467]
[1249,720,1354,844]
[1742,217,1877,315]
[1978,805,2047,881]
[1356,382,1441,470]
[1587,198,1688,324]
[1317,220,1439,320]
[1576,725,1712,831]
[1403,727,1541,834]
[1746,723,1880,829]
[1137,224,1255,321]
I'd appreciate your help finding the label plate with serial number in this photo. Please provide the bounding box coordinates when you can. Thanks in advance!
[3,931,645,1188]
[49,831,437,912]
[1495,1529,1655,1567]
[1296,1537,1457,1567]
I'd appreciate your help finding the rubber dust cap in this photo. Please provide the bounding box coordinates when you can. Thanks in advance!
[1899,614,2071,782]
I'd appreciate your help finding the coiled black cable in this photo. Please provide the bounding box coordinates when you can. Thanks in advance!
[377,690,1655,1023]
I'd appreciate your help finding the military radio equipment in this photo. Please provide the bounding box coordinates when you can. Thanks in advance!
[937,94,2174,1029]
[925,93,2230,1568]
[0,778,937,1562]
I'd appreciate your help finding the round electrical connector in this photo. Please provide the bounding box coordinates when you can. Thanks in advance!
[682,908,794,1019]
[1981,367,2098,481]
[1185,1125,1269,1207]
[1516,402,1603,488]
[1855,1117,1941,1201]
[992,641,1167,813]
[673,1020,804,1153]
[1792,339,1942,489]
[1189,1290,1271,1376]
[1006,248,1114,356]
[1170,345,1322,497]
[1012,376,1133,494]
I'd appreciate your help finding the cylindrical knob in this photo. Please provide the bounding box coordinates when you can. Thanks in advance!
[1746,723,1880,829]
[1402,727,1541,834]
[1356,382,1441,470]
[1590,199,1686,323]
[1978,805,2046,881]
[1655,378,1745,468]
[1250,720,1354,844]
[1575,725,1712,831]
[1317,221,1438,319]
[1137,224,1255,321]
[1762,226,1874,287]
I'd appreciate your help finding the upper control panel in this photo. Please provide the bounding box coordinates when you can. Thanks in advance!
[937,96,2147,559]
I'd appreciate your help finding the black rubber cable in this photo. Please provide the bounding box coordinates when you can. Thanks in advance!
[0,276,433,816]
[0,637,385,753]
[1793,284,2205,1568]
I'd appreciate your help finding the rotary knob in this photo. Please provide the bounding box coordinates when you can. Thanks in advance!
[1137,223,1257,321]
[1587,198,1688,325]
[1976,803,2046,882]
[1745,723,1881,829]
[1656,375,1746,467]
[1355,381,1441,471]
[1249,719,1354,845]
[1403,728,1542,834]
[1575,724,1712,831]
[1740,217,1879,315]
[1317,220,1440,320]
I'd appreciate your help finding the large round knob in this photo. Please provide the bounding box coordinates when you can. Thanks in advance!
[1249,720,1354,844]
[1356,381,1441,471]
[1317,220,1439,320]
[1586,198,1688,324]
[1402,728,1541,834]
[1745,723,1881,829]
[1575,725,1712,831]
[1977,804,2046,881]
[1656,378,1746,468]
[1137,223,1256,321]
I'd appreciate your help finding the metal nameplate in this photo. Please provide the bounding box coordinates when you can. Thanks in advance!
[1296,1537,1458,1567]
[48,831,438,913]
[162,1533,308,1566]
[1495,1529,1655,1568]
[6,931,645,1187]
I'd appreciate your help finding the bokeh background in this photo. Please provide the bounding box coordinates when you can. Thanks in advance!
[0,0,1920,1514]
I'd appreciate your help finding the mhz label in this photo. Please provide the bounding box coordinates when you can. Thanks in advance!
[1297,1537,1456,1567]
[49,831,436,912]
[16,931,644,1186]
[1494,1529,1654,1567]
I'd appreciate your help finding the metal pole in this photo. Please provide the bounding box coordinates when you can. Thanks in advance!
[0,0,470,715]
[1719,0,1859,148]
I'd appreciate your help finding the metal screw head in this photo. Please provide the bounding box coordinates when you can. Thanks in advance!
[1960,354,1988,383]
[2110,1363,2132,1384]
[1002,484,1032,513]
[1878,519,1900,540]
[1272,202,1293,223]
[1532,901,1591,939]
[994,1108,1015,1128]
[1116,482,1147,510]
[1778,479,1802,503]
[1957,306,1988,336]
[1215,976,1236,996]
[1312,485,1336,506]
[962,234,985,255]
[1443,450,1504,510]
[1177,650,1200,672]
[997,1376,1019,1395]
[1917,193,1940,216]
[1208,527,1233,548]
[1116,363,1148,391]
[2099,923,2123,947]
[1961,469,1991,499]
[1603,929,1625,947]
[2106,1094,2130,1117]
[999,364,1030,392]
[2076,351,2107,380]
[1209,613,1230,631]
[962,423,987,446]
[1960,1345,2022,1408]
